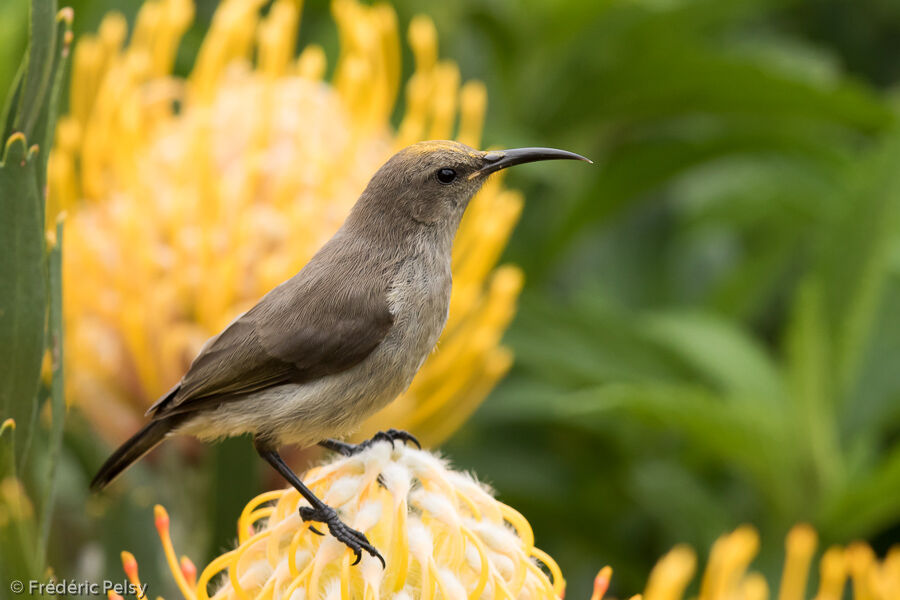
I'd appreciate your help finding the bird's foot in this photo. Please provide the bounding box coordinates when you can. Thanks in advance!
[320,429,421,457]
[368,428,421,450]
[299,504,385,567]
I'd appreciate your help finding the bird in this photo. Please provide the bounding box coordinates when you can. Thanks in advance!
[90,140,590,565]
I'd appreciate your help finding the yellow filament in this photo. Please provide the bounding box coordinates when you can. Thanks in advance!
[420,552,433,600]
[643,545,697,600]
[430,559,453,600]
[847,543,876,600]
[742,573,770,600]
[155,507,197,600]
[458,81,487,148]
[531,546,565,597]
[462,527,490,600]
[229,528,272,600]
[238,491,283,543]
[815,546,847,600]
[297,44,326,79]
[524,558,558,598]
[499,504,535,551]
[341,552,351,599]
[386,499,410,592]
[778,524,817,600]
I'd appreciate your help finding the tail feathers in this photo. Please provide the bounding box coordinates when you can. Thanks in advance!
[90,416,181,491]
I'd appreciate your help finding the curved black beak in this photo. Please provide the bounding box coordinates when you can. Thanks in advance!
[472,147,592,178]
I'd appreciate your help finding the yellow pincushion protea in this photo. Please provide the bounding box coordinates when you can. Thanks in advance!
[119,443,566,600]
[50,0,523,448]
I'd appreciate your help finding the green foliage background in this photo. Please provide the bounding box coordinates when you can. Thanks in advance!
[2,0,900,598]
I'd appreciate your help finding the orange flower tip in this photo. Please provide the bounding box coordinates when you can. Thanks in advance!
[58,7,74,23]
[121,551,138,578]
[590,566,612,600]
[1,418,15,433]
[107,592,124,600]
[180,555,197,583]
[154,504,170,533]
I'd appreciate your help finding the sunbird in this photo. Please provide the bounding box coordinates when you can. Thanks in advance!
[91,140,590,565]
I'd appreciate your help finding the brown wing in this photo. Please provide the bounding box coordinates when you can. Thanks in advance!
[148,255,394,418]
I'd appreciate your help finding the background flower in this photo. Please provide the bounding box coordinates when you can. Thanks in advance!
[50,0,523,450]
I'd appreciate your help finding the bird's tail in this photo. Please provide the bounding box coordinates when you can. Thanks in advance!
[90,416,182,491]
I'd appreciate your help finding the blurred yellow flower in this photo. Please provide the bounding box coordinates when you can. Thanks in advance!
[634,523,900,600]
[50,0,523,449]
[123,443,565,600]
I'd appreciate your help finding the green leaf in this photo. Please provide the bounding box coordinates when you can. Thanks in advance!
[0,62,24,140]
[491,381,798,513]
[820,443,900,540]
[0,133,47,473]
[37,221,64,563]
[640,310,786,403]
[816,130,900,398]
[508,294,697,388]
[784,278,842,495]
[31,9,72,201]
[0,420,43,594]
[13,0,57,140]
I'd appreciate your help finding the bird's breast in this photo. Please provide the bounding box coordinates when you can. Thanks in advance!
[384,248,453,371]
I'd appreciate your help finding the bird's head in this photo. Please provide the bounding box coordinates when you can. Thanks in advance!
[350,140,591,232]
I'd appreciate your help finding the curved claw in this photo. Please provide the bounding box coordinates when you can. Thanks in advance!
[299,506,324,535]
[372,549,386,569]
[379,428,421,450]
[299,504,385,568]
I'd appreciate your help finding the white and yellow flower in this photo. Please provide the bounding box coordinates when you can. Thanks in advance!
[126,443,566,600]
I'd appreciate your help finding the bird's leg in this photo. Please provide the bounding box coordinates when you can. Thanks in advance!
[253,438,385,567]
[318,428,421,457]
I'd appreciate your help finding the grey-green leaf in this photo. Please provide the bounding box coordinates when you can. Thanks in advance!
[0,133,47,473]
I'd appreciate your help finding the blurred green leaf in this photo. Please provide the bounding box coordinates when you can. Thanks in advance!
[0,0,28,107]
[784,278,842,496]
[820,443,900,540]
[38,221,65,561]
[814,130,900,396]
[640,311,786,402]
[12,0,57,140]
[0,420,43,596]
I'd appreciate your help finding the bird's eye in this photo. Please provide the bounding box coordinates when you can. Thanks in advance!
[436,168,457,184]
